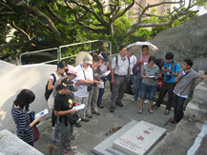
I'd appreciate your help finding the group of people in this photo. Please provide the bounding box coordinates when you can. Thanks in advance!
[111,45,207,125]
[11,45,206,155]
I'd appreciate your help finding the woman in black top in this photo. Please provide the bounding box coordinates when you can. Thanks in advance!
[11,89,42,146]
[54,78,79,155]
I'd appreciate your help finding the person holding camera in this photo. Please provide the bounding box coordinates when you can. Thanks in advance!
[154,52,181,115]
[73,54,100,122]
[86,53,102,118]
[54,78,80,155]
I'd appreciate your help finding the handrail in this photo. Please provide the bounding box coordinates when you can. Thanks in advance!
[19,47,59,65]
[19,40,112,65]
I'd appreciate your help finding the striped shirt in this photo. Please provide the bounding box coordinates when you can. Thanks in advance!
[11,106,34,143]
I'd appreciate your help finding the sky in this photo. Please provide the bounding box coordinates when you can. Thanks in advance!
[172,0,207,15]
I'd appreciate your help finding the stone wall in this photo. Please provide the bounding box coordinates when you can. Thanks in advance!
[0,61,56,132]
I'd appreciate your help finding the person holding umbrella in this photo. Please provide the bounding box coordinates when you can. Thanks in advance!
[131,45,151,102]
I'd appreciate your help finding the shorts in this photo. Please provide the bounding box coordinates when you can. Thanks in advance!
[140,83,157,100]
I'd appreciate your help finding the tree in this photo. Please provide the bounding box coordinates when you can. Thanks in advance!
[126,0,206,35]
[0,0,206,59]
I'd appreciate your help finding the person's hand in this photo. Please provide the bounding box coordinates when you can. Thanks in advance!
[70,109,76,115]
[111,78,114,84]
[145,74,149,78]
[75,81,80,86]
[75,102,81,106]
[175,78,178,83]
[93,80,100,84]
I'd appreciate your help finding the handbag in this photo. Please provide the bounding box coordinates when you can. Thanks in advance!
[132,63,140,75]
[33,126,39,141]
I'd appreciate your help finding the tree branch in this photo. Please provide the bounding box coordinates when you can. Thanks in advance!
[24,4,61,37]
[46,5,71,27]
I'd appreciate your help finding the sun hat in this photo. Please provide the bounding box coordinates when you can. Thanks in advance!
[84,54,93,64]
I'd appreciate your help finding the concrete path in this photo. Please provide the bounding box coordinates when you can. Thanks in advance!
[34,85,176,155]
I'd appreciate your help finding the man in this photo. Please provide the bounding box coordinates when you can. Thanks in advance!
[154,52,180,115]
[128,51,137,92]
[110,45,130,112]
[73,54,99,122]
[171,59,207,123]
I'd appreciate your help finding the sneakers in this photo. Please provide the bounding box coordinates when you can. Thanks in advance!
[110,107,115,113]
[81,117,89,122]
[170,119,177,124]
[165,109,170,115]
[93,111,100,115]
[67,145,77,150]
[98,104,104,109]
[86,114,92,119]
[116,102,124,107]
[131,98,135,102]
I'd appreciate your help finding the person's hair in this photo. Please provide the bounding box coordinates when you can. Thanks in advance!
[119,45,126,51]
[57,61,67,69]
[142,45,149,51]
[184,59,193,67]
[148,56,156,63]
[165,52,174,60]
[93,53,100,62]
[98,47,105,54]
[13,89,35,111]
[56,78,72,91]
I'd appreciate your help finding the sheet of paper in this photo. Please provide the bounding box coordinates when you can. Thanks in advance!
[72,104,85,111]
[35,108,48,118]
[100,70,110,77]
[149,75,156,78]
[97,81,104,88]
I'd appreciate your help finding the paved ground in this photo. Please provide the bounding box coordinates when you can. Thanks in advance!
[34,84,176,155]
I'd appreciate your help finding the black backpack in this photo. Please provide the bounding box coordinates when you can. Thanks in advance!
[45,73,56,101]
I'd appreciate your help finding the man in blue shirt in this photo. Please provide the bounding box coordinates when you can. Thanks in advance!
[154,52,180,115]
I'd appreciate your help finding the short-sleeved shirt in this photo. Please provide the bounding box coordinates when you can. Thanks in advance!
[73,63,93,97]
[129,55,137,75]
[111,54,130,76]
[54,93,74,124]
[164,60,181,83]
[137,55,151,70]
[174,68,200,97]
[141,64,160,86]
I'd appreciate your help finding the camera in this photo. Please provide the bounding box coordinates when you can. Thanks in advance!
[166,74,171,81]
[87,84,93,91]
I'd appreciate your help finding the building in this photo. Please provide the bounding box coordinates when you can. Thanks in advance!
[129,0,172,19]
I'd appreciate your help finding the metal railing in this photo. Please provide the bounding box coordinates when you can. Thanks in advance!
[19,40,112,65]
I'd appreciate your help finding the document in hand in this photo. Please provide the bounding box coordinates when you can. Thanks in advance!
[72,104,86,111]
[35,108,49,118]
[149,75,156,78]
[97,81,104,88]
[100,70,110,77]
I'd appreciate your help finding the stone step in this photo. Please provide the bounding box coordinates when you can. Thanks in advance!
[185,99,207,123]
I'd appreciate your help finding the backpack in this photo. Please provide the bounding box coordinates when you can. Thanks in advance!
[45,73,56,101]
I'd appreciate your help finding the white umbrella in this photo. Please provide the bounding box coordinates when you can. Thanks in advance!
[127,41,159,60]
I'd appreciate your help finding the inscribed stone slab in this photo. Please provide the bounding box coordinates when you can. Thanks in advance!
[113,121,166,155]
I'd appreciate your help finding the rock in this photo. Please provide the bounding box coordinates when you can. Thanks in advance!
[149,13,207,72]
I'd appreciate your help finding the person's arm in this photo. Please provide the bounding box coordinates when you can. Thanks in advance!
[111,68,115,84]
[48,79,54,90]
[29,116,42,128]
[200,74,207,79]
[127,67,130,81]
[76,79,99,85]
[54,109,76,116]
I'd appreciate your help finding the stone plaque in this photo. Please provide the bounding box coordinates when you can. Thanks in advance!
[113,121,166,155]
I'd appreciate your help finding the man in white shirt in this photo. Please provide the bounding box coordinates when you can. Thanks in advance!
[110,45,130,112]
[128,51,137,92]
[74,54,99,122]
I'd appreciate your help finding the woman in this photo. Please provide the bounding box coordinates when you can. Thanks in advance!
[132,45,151,102]
[48,61,68,110]
[97,51,111,108]
[11,89,42,146]
[54,78,78,155]
[138,56,160,114]
[86,53,102,118]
